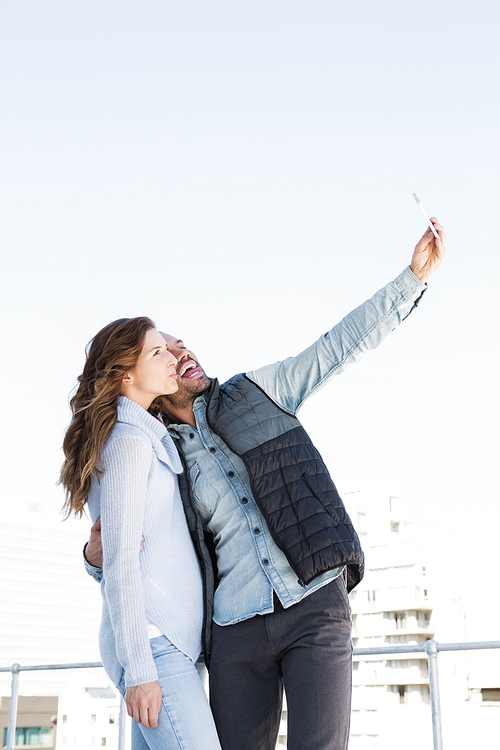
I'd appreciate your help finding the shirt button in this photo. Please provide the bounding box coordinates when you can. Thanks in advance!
[241,497,248,504]
[189,433,194,439]
[254,528,260,535]
[209,447,216,453]
[262,559,269,566]
[228,471,234,478]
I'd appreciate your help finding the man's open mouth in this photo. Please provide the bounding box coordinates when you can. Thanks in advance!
[179,362,203,379]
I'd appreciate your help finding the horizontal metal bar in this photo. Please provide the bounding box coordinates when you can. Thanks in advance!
[436,641,500,652]
[0,662,102,673]
[354,645,426,656]
[1,641,499,673]
[354,640,500,657]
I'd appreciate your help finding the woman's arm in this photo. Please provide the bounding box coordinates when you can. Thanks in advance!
[99,432,161,727]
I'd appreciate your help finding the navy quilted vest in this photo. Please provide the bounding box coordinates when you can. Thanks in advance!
[206,374,364,591]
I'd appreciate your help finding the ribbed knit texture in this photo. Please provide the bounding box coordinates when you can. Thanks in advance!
[87,396,203,689]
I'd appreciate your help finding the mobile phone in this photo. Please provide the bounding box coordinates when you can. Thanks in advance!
[412,193,440,240]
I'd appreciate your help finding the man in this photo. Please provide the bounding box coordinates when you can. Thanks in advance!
[85,220,445,750]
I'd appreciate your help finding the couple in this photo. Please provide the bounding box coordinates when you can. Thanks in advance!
[60,219,445,750]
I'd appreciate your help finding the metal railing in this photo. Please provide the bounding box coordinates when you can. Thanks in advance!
[1,640,500,750]
[0,661,125,750]
[353,639,500,750]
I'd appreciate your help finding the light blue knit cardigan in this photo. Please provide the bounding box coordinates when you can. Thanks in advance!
[87,397,203,690]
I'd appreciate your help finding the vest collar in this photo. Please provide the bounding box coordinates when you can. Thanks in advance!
[206,378,220,424]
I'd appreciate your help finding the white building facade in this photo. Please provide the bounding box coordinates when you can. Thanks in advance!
[341,478,500,750]
[0,506,129,750]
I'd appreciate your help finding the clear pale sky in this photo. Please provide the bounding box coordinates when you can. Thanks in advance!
[1,1,499,627]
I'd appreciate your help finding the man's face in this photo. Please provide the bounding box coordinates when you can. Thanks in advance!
[160,333,211,407]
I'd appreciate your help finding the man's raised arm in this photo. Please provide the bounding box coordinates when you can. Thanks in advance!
[247,219,446,414]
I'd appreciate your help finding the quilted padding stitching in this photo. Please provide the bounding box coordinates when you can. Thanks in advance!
[210,375,363,581]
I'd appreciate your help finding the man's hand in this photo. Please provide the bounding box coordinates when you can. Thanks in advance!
[410,217,446,284]
[126,680,162,728]
[84,518,103,568]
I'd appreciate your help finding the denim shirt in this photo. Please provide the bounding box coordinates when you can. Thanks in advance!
[168,266,427,626]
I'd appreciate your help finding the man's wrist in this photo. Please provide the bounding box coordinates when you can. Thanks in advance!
[409,264,428,284]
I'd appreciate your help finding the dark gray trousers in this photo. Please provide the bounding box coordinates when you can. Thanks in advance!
[209,576,353,750]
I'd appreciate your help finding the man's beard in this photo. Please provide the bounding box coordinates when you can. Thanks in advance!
[161,375,211,410]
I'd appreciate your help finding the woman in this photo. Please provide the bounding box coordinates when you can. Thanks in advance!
[60,317,221,750]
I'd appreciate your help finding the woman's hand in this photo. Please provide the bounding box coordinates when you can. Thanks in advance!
[410,217,446,284]
[126,680,162,728]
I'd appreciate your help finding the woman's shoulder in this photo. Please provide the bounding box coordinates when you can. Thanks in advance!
[104,422,153,458]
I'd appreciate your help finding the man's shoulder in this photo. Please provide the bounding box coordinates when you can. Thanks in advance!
[219,372,268,398]
[219,372,247,389]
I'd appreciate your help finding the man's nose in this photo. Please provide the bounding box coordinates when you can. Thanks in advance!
[176,348,193,363]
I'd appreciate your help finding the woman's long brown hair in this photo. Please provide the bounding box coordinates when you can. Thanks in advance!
[60,316,161,518]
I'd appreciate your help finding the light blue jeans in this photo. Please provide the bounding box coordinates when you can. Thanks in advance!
[131,636,221,750]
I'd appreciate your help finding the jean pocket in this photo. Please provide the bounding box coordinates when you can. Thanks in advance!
[149,634,178,659]
[328,575,352,621]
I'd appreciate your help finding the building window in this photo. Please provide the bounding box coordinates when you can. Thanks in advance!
[391,521,400,533]
[91,714,97,723]
[419,611,431,627]
[357,512,367,533]
[394,612,405,629]
[423,589,428,599]
[62,715,68,723]
[102,738,107,747]
[2,727,52,747]
[481,688,500,702]
[91,739,96,747]
[367,590,376,603]
[389,495,400,513]
[109,714,115,724]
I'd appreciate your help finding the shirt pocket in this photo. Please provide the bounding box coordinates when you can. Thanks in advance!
[189,462,220,520]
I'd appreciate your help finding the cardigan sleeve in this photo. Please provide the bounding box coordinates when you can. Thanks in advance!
[100,433,158,687]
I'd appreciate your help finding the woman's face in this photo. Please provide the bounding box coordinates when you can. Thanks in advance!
[121,328,179,409]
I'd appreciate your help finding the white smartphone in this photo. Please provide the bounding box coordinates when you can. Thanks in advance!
[412,193,440,240]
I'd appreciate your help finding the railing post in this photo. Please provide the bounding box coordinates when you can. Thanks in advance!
[6,663,21,750]
[118,695,127,750]
[425,640,443,750]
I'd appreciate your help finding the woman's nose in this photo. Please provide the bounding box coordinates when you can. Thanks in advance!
[166,351,178,367]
